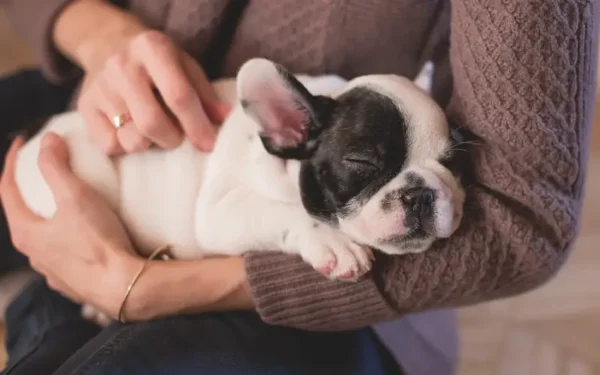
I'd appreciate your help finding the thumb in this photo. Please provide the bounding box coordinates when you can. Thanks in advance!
[38,133,82,201]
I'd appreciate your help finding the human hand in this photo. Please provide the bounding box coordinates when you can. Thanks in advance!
[0,134,143,317]
[77,30,231,155]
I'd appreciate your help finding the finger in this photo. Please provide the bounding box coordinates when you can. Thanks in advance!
[179,52,219,105]
[135,34,215,151]
[205,102,232,125]
[105,52,183,149]
[106,61,173,152]
[98,75,153,153]
[180,53,231,124]
[0,138,42,224]
[117,123,152,153]
[37,133,89,203]
[0,136,23,190]
[0,138,43,249]
[95,78,141,153]
[78,85,124,155]
[115,69,181,150]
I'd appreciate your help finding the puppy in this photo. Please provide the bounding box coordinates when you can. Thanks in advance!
[9,59,466,322]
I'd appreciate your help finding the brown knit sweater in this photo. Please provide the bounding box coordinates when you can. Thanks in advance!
[2,0,598,373]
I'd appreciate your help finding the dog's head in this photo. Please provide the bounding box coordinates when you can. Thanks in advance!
[237,58,468,255]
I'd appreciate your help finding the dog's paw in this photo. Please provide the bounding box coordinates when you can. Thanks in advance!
[293,223,374,281]
[81,303,113,327]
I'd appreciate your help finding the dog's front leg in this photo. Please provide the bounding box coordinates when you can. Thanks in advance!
[195,188,373,280]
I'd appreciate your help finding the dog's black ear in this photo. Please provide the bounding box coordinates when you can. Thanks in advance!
[237,58,335,159]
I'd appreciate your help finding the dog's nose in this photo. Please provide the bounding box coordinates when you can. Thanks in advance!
[402,187,435,217]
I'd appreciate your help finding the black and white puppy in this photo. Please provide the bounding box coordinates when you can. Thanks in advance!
[11,58,465,320]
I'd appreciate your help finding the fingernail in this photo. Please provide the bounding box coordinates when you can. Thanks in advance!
[8,130,26,141]
[12,135,25,145]
[207,103,231,122]
[216,103,232,116]
[41,134,59,150]
[200,137,215,151]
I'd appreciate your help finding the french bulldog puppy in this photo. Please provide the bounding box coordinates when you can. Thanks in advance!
[10,59,466,323]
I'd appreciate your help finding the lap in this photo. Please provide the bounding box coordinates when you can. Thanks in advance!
[57,313,397,375]
[1,278,101,375]
[3,279,401,375]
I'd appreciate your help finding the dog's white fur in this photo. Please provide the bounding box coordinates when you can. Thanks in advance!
[5,59,460,323]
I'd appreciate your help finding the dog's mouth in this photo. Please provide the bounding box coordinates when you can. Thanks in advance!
[376,190,455,247]
[377,229,432,254]
[379,223,431,245]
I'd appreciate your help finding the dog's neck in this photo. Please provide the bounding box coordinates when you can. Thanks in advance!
[211,74,348,205]
[247,134,304,204]
[283,158,302,192]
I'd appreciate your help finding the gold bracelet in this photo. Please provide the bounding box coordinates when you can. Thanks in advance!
[118,244,171,323]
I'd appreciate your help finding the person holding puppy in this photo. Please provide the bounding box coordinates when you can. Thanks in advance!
[0,0,597,374]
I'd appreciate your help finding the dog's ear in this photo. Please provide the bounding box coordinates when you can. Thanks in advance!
[237,58,335,159]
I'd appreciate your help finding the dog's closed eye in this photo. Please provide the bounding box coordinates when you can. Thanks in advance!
[342,156,381,171]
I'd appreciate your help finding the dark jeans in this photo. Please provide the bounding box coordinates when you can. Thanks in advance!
[0,70,403,374]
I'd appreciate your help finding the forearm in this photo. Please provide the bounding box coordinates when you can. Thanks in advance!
[0,0,142,81]
[122,256,254,322]
[53,0,147,73]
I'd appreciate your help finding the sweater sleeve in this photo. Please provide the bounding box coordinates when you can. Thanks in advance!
[243,0,599,331]
[1,0,79,82]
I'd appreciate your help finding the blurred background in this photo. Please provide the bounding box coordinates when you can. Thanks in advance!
[0,8,599,375]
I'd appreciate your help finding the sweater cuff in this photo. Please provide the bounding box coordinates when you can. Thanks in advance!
[6,0,79,83]
[244,252,398,331]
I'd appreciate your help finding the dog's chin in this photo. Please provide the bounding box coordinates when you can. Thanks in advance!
[375,238,435,255]
[338,203,463,255]
[379,246,431,255]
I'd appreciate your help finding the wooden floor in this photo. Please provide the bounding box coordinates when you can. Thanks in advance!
[1,10,599,373]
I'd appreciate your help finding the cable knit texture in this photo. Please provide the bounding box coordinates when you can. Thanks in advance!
[1,1,598,374]
[1,0,76,82]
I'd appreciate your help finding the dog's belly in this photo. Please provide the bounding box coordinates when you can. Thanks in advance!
[14,111,209,260]
[15,112,122,218]
[117,141,207,259]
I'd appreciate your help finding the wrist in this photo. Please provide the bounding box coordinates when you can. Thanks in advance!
[123,256,254,322]
[53,0,148,73]
[104,249,144,317]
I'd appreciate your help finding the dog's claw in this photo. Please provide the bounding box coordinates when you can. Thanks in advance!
[317,259,337,275]
[338,269,356,279]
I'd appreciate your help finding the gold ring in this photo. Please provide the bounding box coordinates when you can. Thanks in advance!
[111,113,131,129]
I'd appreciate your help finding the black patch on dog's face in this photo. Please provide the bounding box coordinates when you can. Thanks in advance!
[298,87,408,223]
[405,172,425,187]
[380,189,402,212]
